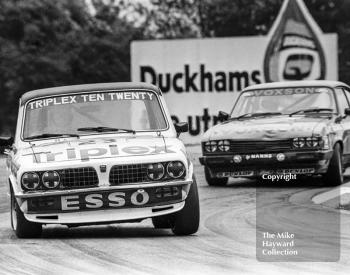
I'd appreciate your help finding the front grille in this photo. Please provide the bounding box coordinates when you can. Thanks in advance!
[229,140,292,153]
[109,164,148,185]
[58,167,99,189]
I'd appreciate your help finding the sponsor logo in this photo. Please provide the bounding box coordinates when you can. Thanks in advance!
[61,189,150,211]
[140,64,262,93]
[28,187,182,212]
[278,168,315,174]
[217,171,254,178]
[25,139,176,163]
[264,0,326,82]
[245,87,322,97]
[232,171,254,177]
[28,91,156,110]
[246,154,272,160]
[261,168,315,175]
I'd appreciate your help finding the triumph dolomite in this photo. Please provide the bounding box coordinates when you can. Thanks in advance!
[1,82,199,238]
[200,81,350,186]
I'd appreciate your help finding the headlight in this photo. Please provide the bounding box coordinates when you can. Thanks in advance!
[21,172,40,190]
[293,137,306,148]
[147,163,165,180]
[42,171,60,189]
[305,137,319,147]
[204,141,218,152]
[218,140,230,152]
[167,161,186,179]
[293,136,324,148]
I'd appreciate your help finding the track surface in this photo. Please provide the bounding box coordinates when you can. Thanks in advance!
[0,146,350,275]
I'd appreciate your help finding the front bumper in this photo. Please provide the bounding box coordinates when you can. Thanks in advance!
[16,180,192,224]
[24,202,185,224]
[199,150,333,177]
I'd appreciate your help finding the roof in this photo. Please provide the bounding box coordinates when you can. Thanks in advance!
[244,80,349,91]
[20,82,161,105]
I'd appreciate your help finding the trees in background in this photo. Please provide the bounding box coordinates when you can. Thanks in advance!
[0,0,142,134]
[0,0,349,135]
[145,0,282,38]
[143,0,350,84]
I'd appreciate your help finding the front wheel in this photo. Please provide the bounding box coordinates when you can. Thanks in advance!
[171,176,200,235]
[204,167,228,186]
[323,143,343,186]
[11,188,42,238]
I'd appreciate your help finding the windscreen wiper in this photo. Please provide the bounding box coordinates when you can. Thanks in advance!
[231,112,282,120]
[77,126,136,134]
[25,133,80,140]
[289,108,333,117]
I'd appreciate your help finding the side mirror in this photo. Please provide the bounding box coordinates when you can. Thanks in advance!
[174,122,188,136]
[0,137,13,154]
[218,111,229,122]
[345,108,350,116]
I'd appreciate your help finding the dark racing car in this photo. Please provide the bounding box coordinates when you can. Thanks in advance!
[199,81,350,186]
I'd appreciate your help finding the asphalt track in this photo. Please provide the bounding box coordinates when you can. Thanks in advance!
[0,146,349,275]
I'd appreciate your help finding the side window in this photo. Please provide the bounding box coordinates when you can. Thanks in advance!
[335,88,350,115]
[343,87,350,107]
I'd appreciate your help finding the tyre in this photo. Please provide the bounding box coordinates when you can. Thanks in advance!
[10,188,42,238]
[204,167,228,186]
[152,215,171,229]
[171,175,200,236]
[323,143,343,186]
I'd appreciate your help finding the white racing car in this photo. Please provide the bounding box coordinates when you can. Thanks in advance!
[1,82,199,238]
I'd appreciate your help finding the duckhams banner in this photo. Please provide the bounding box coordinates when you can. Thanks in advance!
[131,0,337,144]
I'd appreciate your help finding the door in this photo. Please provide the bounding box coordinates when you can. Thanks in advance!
[335,87,350,161]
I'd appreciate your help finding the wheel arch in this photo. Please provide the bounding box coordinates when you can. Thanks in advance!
[8,177,23,209]
[8,175,17,194]
[335,140,343,151]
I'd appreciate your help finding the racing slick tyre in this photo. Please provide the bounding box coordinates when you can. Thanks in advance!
[152,216,171,229]
[323,143,344,186]
[204,167,228,186]
[171,176,200,236]
[10,187,42,238]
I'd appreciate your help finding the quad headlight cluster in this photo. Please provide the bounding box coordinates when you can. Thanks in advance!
[21,170,61,191]
[147,161,186,181]
[293,136,329,149]
[204,140,230,153]
[21,161,187,191]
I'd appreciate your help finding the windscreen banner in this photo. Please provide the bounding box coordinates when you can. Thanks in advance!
[131,0,337,144]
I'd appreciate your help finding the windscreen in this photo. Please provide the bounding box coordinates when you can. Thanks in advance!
[23,90,167,139]
[231,87,336,117]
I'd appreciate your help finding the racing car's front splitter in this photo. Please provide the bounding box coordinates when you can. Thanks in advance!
[199,150,333,177]
[24,201,185,225]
